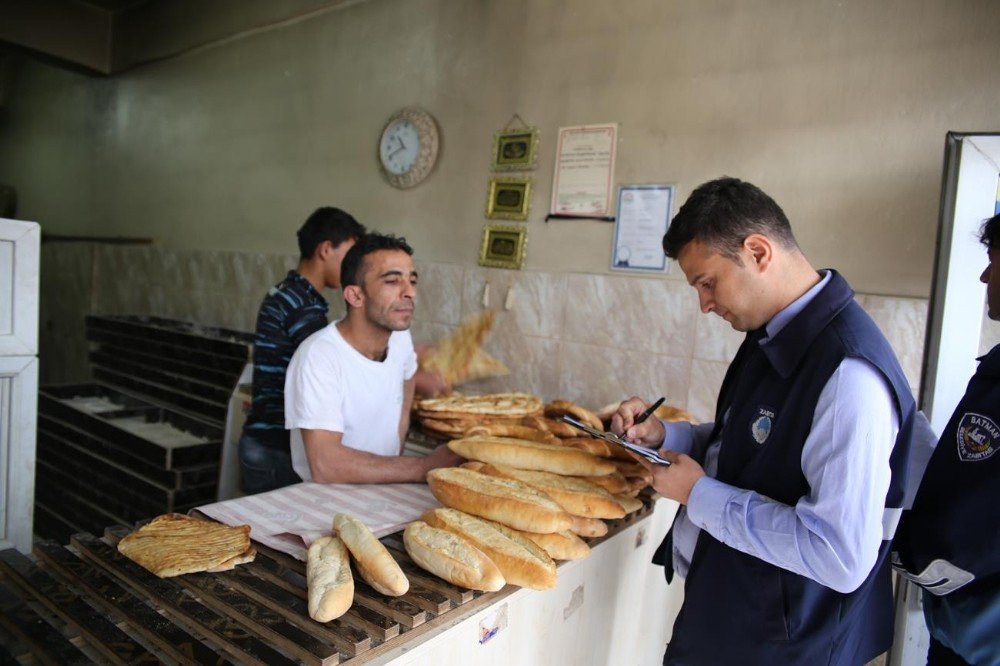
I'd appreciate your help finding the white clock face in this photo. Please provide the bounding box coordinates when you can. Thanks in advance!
[380,119,421,176]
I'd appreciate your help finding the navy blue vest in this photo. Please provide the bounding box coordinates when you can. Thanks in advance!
[662,271,916,666]
[893,344,1000,599]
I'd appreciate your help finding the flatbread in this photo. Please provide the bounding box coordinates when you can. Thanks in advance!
[421,311,509,385]
[117,513,253,578]
[417,392,543,417]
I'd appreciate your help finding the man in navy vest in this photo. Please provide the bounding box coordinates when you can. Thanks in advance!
[613,177,916,665]
[892,212,1000,666]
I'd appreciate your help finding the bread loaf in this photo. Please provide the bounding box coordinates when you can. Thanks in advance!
[614,494,644,514]
[426,467,573,533]
[447,436,616,477]
[543,400,604,431]
[518,529,591,561]
[421,508,556,590]
[418,392,543,417]
[573,471,630,495]
[307,536,354,622]
[613,460,653,484]
[466,423,560,445]
[475,463,625,519]
[402,520,505,591]
[522,415,582,438]
[332,513,408,596]
[460,461,487,472]
[569,515,608,537]
[560,436,613,458]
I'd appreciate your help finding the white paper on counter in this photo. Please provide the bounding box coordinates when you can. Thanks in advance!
[196,482,439,561]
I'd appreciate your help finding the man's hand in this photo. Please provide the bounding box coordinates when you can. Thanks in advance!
[611,396,665,447]
[635,450,706,505]
[422,444,463,475]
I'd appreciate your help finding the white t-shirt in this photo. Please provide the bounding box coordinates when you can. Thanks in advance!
[285,321,418,482]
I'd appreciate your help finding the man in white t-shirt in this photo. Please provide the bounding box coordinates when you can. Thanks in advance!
[285,233,462,483]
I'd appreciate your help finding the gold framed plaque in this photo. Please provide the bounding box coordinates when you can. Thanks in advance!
[479,224,527,270]
[491,127,539,171]
[486,177,532,221]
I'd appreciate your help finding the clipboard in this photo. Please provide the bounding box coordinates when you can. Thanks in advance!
[560,415,671,466]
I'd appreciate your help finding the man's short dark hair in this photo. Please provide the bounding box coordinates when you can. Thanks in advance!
[662,177,799,261]
[296,207,365,260]
[340,233,414,291]
[979,213,1000,249]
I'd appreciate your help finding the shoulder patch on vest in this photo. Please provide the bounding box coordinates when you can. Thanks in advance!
[750,406,775,446]
[956,412,999,462]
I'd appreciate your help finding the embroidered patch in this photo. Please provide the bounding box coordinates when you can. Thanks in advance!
[750,406,776,446]
[956,412,999,462]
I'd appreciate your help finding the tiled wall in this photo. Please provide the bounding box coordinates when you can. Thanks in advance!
[40,242,947,423]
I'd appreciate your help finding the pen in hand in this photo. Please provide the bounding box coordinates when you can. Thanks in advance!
[622,396,665,441]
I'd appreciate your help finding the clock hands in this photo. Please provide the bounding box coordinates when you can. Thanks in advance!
[388,136,408,158]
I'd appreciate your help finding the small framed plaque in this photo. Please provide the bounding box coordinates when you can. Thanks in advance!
[479,224,527,270]
[491,127,539,171]
[486,177,533,221]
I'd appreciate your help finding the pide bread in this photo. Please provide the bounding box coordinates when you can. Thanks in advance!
[426,467,572,533]
[517,529,591,561]
[569,515,608,537]
[421,508,556,590]
[332,513,408,596]
[403,520,505,591]
[417,392,543,417]
[475,463,625,519]
[573,471,630,495]
[465,423,560,445]
[205,545,258,572]
[543,400,603,431]
[307,536,354,622]
[117,513,253,578]
[447,436,616,477]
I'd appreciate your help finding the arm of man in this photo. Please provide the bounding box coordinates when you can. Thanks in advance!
[398,377,415,454]
[662,358,898,593]
[303,428,453,484]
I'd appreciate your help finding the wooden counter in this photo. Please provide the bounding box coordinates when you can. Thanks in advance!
[0,496,682,665]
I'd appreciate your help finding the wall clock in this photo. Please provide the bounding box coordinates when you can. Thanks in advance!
[378,107,440,189]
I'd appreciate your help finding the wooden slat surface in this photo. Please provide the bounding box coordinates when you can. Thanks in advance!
[0,492,655,664]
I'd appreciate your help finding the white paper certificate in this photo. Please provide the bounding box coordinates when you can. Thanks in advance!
[611,184,675,272]
[550,123,618,216]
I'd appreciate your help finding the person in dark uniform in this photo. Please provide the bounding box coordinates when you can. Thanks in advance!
[892,212,1000,666]
[238,207,365,495]
[613,177,916,665]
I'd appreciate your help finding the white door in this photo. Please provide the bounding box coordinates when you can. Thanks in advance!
[0,218,40,553]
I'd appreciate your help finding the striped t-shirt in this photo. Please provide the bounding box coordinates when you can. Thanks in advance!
[243,271,329,448]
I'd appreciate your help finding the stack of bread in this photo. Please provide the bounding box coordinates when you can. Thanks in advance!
[307,513,410,622]
[402,398,663,589]
[415,392,545,439]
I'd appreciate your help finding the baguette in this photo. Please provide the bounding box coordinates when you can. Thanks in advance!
[466,424,560,445]
[614,494,644,514]
[460,461,487,472]
[613,460,653,484]
[517,529,591,561]
[307,536,354,622]
[447,436,616,477]
[569,515,608,537]
[543,400,604,431]
[475,463,625,519]
[522,415,583,438]
[402,520,505,591]
[573,471,630,495]
[333,514,408,596]
[422,508,556,590]
[560,437,613,458]
[427,467,573,533]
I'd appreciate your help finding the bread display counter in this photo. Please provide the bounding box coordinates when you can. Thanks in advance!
[0,491,681,664]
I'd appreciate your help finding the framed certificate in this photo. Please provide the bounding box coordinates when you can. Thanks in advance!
[550,123,618,217]
[611,185,674,272]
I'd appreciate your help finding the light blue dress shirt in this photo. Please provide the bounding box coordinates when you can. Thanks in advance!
[664,271,901,593]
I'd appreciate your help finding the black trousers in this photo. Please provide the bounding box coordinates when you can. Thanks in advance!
[928,636,972,666]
